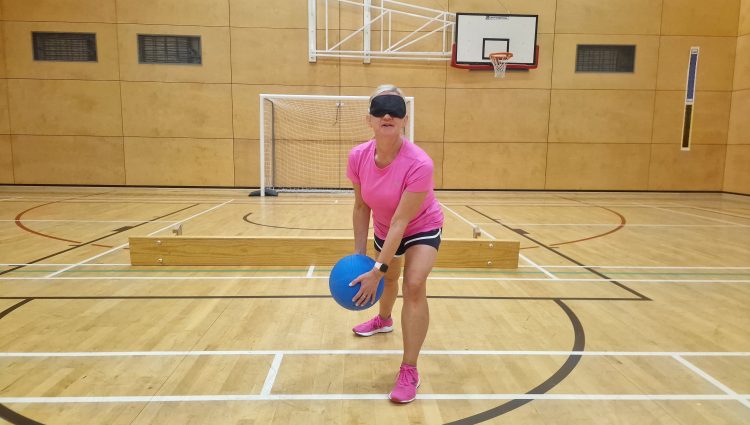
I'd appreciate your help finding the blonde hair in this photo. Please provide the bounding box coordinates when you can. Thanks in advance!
[369,84,405,104]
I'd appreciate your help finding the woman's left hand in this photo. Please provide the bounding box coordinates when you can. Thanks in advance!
[349,269,384,307]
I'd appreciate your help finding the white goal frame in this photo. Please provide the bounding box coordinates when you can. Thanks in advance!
[258,94,415,196]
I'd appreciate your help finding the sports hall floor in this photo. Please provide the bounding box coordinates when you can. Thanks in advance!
[0,186,748,424]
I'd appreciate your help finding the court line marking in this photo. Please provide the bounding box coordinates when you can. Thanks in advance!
[260,354,284,396]
[2,350,748,358]
[306,266,315,278]
[2,220,745,227]
[640,204,750,227]
[43,200,234,279]
[3,276,749,283]
[439,203,558,280]
[673,355,750,409]
[0,394,748,404]
[3,264,749,270]
[0,220,182,223]
[469,223,747,228]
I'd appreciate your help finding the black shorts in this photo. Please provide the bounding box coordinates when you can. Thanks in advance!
[374,228,442,257]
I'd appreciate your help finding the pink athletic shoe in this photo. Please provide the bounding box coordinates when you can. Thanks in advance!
[389,363,420,403]
[352,315,393,337]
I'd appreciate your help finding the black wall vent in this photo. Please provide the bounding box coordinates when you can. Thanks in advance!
[138,35,202,65]
[33,32,97,62]
[576,45,635,73]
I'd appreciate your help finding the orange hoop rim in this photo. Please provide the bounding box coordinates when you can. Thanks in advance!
[489,52,513,61]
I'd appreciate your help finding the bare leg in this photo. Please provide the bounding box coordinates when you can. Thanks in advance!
[378,256,402,319]
[400,245,437,366]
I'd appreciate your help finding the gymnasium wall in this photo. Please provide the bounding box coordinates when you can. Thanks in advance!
[725,0,750,194]
[0,0,745,193]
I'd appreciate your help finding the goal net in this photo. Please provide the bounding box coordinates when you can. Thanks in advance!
[256,94,414,195]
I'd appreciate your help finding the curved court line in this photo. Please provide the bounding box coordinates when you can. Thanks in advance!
[549,206,626,247]
[14,202,113,248]
[445,299,585,425]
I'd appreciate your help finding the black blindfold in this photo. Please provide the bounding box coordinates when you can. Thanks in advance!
[369,94,407,119]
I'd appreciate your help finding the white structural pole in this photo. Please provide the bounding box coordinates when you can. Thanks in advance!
[259,95,266,196]
[363,0,371,63]
[309,0,317,62]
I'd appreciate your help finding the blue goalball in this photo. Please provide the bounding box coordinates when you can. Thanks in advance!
[329,254,385,311]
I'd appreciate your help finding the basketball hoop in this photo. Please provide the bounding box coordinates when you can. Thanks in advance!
[489,52,513,78]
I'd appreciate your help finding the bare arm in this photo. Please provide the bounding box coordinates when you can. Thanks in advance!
[352,184,371,255]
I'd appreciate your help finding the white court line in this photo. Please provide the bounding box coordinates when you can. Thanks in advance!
[673,355,750,409]
[439,203,558,279]
[44,200,234,278]
[2,349,748,358]
[1,219,181,223]
[641,204,750,227]
[260,353,284,396]
[3,264,749,270]
[0,393,747,404]
[0,263,131,267]
[520,254,559,280]
[5,276,748,284]
[306,265,315,278]
[483,223,744,228]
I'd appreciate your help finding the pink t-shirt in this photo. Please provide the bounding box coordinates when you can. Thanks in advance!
[347,138,444,239]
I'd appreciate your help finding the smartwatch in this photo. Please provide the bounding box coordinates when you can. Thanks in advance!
[374,261,389,273]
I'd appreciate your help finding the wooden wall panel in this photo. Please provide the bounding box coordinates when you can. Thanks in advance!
[230,0,336,29]
[0,135,12,183]
[661,0,740,36]
[741,0,750,35]
[116,0,229,26]
[0,79,8,134]
[121,82,233,138]
[555,0,662,35]
[7,79,123,136]
[723,145,750,193]
[231,28,339,86]
[549,90,654,144]
[444,89,549,143]
[1,0,117,23]
[233,138,259,187]
[546,144,651,190]
[12,135,125,184]
[734,35,750,90]
[648,145,726,191]
[729,90,750,145]
[443,143,547,189]
[124,137,234,186]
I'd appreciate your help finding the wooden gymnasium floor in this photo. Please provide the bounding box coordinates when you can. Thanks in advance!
[0,186,749,425]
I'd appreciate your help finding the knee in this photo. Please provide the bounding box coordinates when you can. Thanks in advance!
[401,279,426,302]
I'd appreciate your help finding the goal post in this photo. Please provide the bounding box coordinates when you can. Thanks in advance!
[253,94,415,196]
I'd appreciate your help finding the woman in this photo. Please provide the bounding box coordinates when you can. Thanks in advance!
[346,84,444,403]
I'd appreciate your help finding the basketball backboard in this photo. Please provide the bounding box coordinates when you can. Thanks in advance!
[451,13,539,70]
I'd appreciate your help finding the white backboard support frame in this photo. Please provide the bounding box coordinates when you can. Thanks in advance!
[309,0,455,62]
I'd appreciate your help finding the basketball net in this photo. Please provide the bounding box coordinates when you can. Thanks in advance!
[489,52,513,78]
